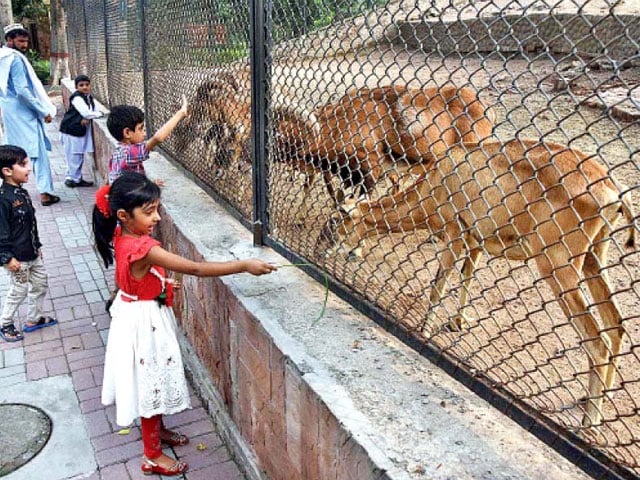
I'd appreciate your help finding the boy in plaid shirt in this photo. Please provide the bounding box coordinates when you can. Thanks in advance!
[107,97,188,184]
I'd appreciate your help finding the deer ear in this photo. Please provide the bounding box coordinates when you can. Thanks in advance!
[339,198,360,217]
[344,197,358,208]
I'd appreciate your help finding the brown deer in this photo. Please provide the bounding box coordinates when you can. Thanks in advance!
[176,80,495,208]
[317,138,636,428]
[294,84,495,206]
[174,75,252,173]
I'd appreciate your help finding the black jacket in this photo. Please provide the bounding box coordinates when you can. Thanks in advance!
[0,183,41,265]
[60,91,96,137]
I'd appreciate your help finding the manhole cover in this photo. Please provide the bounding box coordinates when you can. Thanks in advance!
[0,403,52,477]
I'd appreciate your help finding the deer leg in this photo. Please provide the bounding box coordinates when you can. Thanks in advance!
[582,233,624,399]
[294,169,316,228]
[323,169,343,208]
[450,247,483,331]
[362,160,382,198]
[421,227,466,333]
[535,246,608,428]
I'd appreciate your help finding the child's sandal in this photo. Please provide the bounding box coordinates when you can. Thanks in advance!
[23,316,58,333]
[0,324,23,342]
[141,456,188,476]
[160,429,189,446]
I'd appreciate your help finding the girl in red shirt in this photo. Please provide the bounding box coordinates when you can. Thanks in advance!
[93,172,275,476]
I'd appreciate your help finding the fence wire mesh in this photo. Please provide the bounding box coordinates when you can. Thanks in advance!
[67,1,640,477]
[62,0,88,79]
[146,0,253,218]
[104,0,145,107]
[83,0,109,103]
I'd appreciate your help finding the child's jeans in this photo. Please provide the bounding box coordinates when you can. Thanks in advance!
[0,257,48,327]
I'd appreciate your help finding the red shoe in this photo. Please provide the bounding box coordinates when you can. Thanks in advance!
[160,429,189,446]
[141,457,188,476]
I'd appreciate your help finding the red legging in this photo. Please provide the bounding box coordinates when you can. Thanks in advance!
[140,415,162,459]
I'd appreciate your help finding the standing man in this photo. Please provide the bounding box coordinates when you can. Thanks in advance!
[0,23,59,206]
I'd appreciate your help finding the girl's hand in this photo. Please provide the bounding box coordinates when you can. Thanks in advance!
[243,259,277,276]
[167,278,181,290]
[179,95,189,117]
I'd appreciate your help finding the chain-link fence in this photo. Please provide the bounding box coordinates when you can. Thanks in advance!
[66,1,640,477]
[63,0,88,79]
[104,0,145,107]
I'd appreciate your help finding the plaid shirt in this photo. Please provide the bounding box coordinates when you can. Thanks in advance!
[108,142,149,184]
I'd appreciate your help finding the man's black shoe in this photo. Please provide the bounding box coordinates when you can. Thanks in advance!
[65,179,94,188]
[41,194,60,206]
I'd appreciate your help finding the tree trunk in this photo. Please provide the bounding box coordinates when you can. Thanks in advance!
[0,0,12,36]
[49,0,70,86]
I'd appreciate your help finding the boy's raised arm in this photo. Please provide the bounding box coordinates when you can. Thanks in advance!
[146,96,189,151]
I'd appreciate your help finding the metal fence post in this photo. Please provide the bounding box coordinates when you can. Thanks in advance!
[102,0,109,103]
[139,0,151,128]
[80,0,89,74]
[250,0,272,246]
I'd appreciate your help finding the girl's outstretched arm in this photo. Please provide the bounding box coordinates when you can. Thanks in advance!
[138,245,276,278]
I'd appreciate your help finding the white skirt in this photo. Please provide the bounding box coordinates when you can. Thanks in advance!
[101,292,191,426]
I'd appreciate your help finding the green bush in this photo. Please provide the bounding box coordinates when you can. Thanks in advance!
[32,59,50,84]
[25,49,50,85]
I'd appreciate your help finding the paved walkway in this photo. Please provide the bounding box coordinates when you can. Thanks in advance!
[0,92,246,480]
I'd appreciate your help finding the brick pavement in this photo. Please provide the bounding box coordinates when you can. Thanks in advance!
[0,93,246,480]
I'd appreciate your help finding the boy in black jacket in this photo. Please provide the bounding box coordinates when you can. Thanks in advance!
[60,75,103,187]
[0,145,56,342]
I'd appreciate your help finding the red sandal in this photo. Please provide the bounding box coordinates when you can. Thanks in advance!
[141,456,188,476]
[160,429,189,447]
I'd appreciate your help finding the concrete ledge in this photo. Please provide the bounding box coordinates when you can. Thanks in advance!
[62,78,588,479]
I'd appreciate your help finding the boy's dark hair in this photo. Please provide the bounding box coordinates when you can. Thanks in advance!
[5,28,28,41]
[0,145,28,180]
[93,172,161,267]
[74,74,90,87]
[107,105,145,141]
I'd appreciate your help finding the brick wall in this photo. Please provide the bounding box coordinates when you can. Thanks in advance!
[157,207,390,480]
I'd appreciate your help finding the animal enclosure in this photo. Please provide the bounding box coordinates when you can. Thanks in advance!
[65,0,640,477]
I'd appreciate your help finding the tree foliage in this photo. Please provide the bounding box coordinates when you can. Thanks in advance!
[12,0,48,21]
